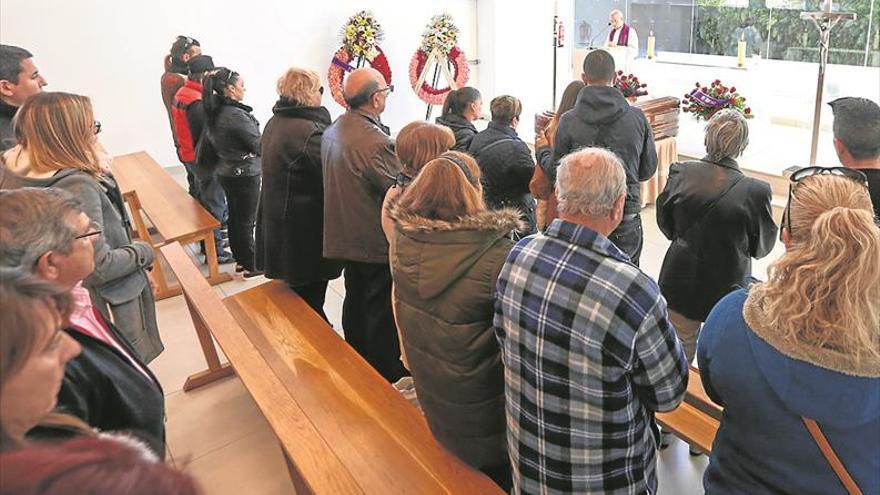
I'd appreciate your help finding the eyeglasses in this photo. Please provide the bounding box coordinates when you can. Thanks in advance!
[372,84,394,97]
[94,120,102,135]
[781,166,869,240]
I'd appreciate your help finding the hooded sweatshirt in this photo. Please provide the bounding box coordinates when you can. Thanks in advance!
[389,205,520,471]
[548,85,657,216]
[698,289,880,495]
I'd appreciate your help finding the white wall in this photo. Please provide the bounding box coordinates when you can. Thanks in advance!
[0,0,477,167]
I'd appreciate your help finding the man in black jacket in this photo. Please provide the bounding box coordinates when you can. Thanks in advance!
[542,49,656,265]
[0,45,48,152]
[469,95,537,236]
[0,188,165,454]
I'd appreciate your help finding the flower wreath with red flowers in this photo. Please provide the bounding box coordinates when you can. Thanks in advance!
[682,79,752,121]
[408,14,470,106]
[328,11,392,109]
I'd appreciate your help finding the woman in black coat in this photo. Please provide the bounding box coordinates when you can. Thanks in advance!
[202,68,263,278]
[256,68,341,320]
[435,87,481,152]
[656,109,777,363]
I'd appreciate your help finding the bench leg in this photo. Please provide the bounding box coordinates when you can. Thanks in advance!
[182,292,235,392]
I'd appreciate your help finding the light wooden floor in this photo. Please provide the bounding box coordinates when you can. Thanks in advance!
[153,168,785,493]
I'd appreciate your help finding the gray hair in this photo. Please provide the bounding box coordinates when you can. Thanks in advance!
[705,109,749,161]
[556,148,626,217]
[0,188,82,270]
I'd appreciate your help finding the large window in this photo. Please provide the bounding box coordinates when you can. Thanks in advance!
[573,0,880,174]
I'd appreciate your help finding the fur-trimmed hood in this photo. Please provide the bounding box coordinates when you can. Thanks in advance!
[388,206,521,299]
[388,204,523,234]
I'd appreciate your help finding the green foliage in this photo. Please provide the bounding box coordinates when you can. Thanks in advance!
[693,0,879,66]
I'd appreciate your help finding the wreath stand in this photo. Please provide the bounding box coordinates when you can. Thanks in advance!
[417,48,458,120]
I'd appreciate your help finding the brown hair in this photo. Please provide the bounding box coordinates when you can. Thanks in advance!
[490,95,522,125]
[13,92,101,177]
[0,268,74,450]
[395,151,485,222]
[277,67,322,106]
[395,121,455,177]
[747,174,880,363]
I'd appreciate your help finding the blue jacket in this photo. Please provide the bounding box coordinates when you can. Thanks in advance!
[698,289,880,495]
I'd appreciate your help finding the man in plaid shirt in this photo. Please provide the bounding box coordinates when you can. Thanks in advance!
[495,148,688,494]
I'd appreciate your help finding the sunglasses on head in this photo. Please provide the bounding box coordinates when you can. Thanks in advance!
[781,166,869,241]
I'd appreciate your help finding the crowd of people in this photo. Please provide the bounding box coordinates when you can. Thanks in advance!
[1,35,878,494]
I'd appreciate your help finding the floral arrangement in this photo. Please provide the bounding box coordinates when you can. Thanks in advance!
[341,10,384,60]
[683,79,752,120]
[409,14,470,106]
[328,11,392,108]
[614,70,648,99]
[420,13,459,55]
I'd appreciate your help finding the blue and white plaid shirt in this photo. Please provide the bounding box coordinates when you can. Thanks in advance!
[495,220,688,495]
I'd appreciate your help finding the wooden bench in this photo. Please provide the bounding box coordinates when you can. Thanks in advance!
[112,151,230,300]
[656,366,722,454]
[160,242,502,493]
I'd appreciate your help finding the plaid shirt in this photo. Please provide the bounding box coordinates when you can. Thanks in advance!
[494,220,688,495]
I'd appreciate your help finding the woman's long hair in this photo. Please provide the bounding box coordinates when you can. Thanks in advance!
[395,122,455,177]
[12,92,101,177]
[201,67,239,125]
[0,268,75,450]
[547,81,584,145]
[441,87,481,118]
[395,151,485,222]
[747,174,880,362]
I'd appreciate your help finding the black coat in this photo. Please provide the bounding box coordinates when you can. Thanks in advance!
[256,100,342,285]
[207,99,262,177]
[549,86,657,216]
[656,157,777,321]
[48,323,166,454]
[468,121,537,235]
[435,114,477,152]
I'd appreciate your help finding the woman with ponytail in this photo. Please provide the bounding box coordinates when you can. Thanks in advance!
[202,68,263,278]
[435,87,481,152]
[698,171,880,495]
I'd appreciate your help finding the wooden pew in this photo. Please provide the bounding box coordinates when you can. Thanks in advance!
[112,151,230,300]
[656,366,722,454]
[160,242,502,493]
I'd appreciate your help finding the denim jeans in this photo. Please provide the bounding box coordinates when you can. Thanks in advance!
[608,214,644,266]
[218,175,260,271]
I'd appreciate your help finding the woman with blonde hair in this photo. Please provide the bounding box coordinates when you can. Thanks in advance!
[0,92,162,363]
[380,121,454,242]
[388,151,519,489]
[256,67,340,320]
[698,170,880,494]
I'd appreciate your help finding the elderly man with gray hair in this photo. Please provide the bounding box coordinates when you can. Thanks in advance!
[495,147,688,495]
[656,109,777,365]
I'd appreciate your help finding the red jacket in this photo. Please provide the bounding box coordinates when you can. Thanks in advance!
[171,80,203,163]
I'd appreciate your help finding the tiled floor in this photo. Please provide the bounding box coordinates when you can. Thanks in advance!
[149,183,784,493]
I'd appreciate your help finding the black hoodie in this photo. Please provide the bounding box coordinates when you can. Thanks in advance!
[544,86,657,216]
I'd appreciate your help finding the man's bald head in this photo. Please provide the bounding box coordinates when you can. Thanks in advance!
[344,68,384,109]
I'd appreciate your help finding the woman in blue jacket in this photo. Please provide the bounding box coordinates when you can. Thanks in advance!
[698,170,879,494]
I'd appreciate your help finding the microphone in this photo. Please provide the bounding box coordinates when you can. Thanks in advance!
[588,22,612,49]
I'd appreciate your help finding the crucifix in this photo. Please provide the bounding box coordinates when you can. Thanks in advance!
[800,0,856,166]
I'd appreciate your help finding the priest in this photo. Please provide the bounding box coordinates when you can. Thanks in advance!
[606,9,638,52]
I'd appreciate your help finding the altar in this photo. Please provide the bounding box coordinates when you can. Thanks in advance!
[571,50,880,178]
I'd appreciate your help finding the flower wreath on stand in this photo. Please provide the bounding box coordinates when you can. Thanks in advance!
[408,13,470,108]
[683,79,752,121]
[328,10,392,109]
